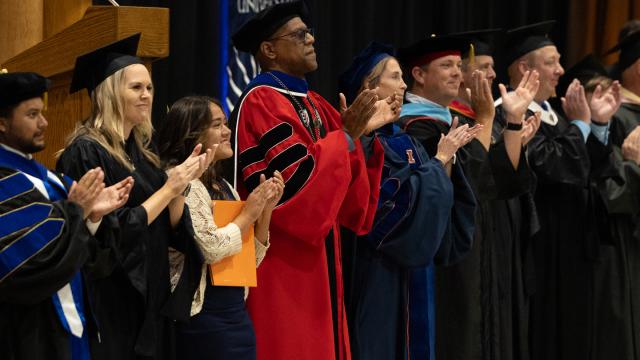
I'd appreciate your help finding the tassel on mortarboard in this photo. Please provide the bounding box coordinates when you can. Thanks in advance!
[469,43,475,65]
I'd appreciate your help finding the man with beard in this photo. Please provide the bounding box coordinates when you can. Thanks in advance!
[0,71,132,359]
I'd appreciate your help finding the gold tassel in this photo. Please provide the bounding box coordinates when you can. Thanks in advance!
[43,92,48,111]
[469,44,475,65]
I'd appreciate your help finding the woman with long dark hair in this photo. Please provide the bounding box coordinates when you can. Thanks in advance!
[157,95,283,360]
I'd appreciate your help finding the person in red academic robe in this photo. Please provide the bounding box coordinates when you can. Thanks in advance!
[229,2,400,359]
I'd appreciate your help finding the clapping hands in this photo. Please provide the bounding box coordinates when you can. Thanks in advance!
[366,91,403,133]
[622,126,640,165]
[435,117,483,164]
[68,167,135,222]
[499,70,540,124]
[590,81,622,125]
[521,112,542,146]
[467,70,496,124]
[166,144,216,197]
[233,171,285,233]
[340,90,378,139]
[561,79,591,124]
[87,176,134,222]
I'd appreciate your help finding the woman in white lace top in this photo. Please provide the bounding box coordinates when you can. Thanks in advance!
[157,96,284,360]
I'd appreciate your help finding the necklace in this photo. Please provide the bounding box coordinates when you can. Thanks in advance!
[266,72,323,141]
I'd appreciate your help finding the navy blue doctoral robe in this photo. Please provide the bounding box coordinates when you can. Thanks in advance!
[344,123,475,360]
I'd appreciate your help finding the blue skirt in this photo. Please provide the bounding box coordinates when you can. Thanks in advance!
[176,281,256,360]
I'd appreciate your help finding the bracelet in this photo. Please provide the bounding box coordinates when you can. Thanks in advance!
[506,122,523,131]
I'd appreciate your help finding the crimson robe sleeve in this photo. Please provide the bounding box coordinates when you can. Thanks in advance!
[336,132,384,236]
[235,87,382,246]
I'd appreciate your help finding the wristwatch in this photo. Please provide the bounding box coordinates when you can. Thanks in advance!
[182,183,191,197]
[506,122,523,131]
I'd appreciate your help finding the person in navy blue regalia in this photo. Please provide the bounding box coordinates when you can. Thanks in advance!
[391,35,489,359]
[338,42,478,360]
[0,70,133,360]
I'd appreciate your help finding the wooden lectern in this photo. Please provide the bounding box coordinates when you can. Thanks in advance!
[1,5,169,169]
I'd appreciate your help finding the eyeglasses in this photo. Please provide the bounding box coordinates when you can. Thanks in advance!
[268,28,314,43]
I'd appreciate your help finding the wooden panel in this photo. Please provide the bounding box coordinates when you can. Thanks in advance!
[2,6,169,77]
[43,0,91,39]
[0,0,43,65]
[3,6,169,169]
[565,0,596,66]
[117,8,170,58]
[600,0,633,65]
[34,73,92,168]
[566,0,640,67]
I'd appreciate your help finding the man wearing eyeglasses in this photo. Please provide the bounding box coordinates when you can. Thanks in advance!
[230,2,398,360]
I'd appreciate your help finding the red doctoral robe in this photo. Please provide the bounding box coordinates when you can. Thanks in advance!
[231,71,383,360]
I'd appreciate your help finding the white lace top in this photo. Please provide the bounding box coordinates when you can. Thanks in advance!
[169,178,269,316]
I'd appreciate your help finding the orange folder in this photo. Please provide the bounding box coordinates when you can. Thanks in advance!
[208,200,257,287]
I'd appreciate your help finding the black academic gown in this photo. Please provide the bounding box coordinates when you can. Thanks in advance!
[525,108,613,360]
[488,108,539,360]
[403,107,536,360]
[0,164,115,360]
[590,101,640,360]
[399,111,478,360]
[57,136,202,360]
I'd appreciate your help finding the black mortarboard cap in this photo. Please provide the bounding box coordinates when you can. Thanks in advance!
[505,20,556,66]
[339,42,394,105]
[557,54,608,97]
[450,28,503,58]
[397,35,470,69]
[0,71,50,108]
[604,29,640,75]
[232,1,310,54]
[70,33,142,94]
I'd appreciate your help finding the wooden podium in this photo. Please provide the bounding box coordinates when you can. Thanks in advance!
[1,5,169,168]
